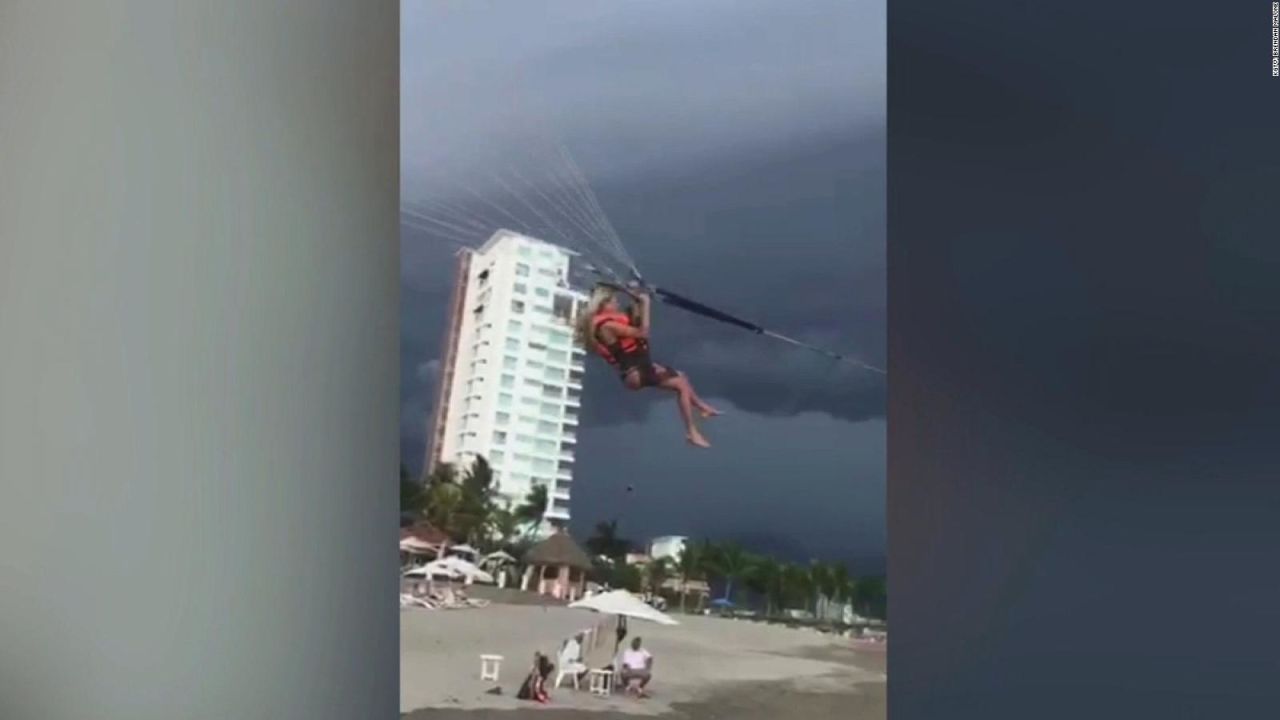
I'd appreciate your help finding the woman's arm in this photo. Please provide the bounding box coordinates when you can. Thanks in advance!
[638,292,651,334]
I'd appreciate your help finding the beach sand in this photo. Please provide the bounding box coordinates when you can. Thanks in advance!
[400,601,884,718]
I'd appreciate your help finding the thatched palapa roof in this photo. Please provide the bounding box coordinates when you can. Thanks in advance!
[401,522,449,546]
[523,531,593,570]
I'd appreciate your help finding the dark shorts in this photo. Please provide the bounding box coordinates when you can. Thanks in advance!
[619,352,677,388]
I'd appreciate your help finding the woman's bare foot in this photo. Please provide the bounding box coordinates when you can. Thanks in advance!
[698,406,722,419]
[687,431,712,448]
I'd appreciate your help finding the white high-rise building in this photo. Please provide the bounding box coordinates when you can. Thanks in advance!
[426,230,588,529]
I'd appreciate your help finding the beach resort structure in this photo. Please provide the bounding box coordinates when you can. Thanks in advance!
[648,535,689,561]
[520,530,594,602]
[425,230,588,531]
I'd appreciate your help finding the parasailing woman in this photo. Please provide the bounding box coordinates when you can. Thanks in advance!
[575,283,721,448]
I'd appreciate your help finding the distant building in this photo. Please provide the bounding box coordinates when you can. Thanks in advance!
[648,535,688,562]
[425,230,588,531]
[624,552,651,567]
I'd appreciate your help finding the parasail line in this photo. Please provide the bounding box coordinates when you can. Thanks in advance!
[585,266,883,374]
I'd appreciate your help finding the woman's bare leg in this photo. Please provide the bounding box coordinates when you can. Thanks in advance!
[656,372,710,448]
[655,365,720,418]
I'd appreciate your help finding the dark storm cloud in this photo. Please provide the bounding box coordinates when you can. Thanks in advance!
[400,0,884,560]
[568,413,887,565]
[401,0,883,191]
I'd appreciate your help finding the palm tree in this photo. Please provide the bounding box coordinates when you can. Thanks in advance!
[488,502,521,551]
[856,576,887,619]
[782,563,812,614]
[514,484,549,533]
[586,519,630,561]
[400,464,426,515]
[707,542,751,605]
[808,561,835,619]
[746,556,786,617]
[645,556,672,597]
[424,462,457,489]
[674,543,705,614]
[455,457,497,544]
[425,480,463,538]
[829,564,856,620]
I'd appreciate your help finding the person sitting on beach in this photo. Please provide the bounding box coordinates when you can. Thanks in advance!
[558,633,590,685]
[516,652,554,703]
[619,637,654,697]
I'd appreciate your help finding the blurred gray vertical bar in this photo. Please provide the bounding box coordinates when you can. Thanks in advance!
[0,2,399,719]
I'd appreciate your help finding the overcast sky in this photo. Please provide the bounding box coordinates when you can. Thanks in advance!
[401,0,885,571]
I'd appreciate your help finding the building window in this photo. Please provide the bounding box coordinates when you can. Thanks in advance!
[505,338,520,352]
[514,282,527,294]
[535,287,550,298]
[498,393,513,407]
[496,412,510,425]
[540,402,559,417]
[537,420,557,435]
[503,356,517,370]
[515,263,530,277]
[511,300,525,314]
[493,430,507,444]
[553,295,574,322]
[542,384,562,399]
[500,375,515,389]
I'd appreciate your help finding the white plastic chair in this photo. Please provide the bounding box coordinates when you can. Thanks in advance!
[553,642,587,690]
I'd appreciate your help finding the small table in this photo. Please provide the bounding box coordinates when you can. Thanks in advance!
[480,654,503,682]
[587,668,613,697]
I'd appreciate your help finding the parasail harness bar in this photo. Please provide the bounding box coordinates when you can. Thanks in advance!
[589,266,885,375]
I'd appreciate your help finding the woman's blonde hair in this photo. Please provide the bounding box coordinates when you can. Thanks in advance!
[573,284,617,349]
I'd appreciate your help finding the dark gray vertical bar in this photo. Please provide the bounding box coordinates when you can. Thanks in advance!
[0,3,399,719]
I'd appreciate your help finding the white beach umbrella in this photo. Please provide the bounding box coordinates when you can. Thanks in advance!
[483,550,516,563]
[569,589,680,626]
[443,556,494,583]
[403,560,455,579]
[399,537,438,554]
[446,543,480,558]
[404,556,494,583]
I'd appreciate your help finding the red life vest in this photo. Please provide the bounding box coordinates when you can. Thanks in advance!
[591,311,645,366]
